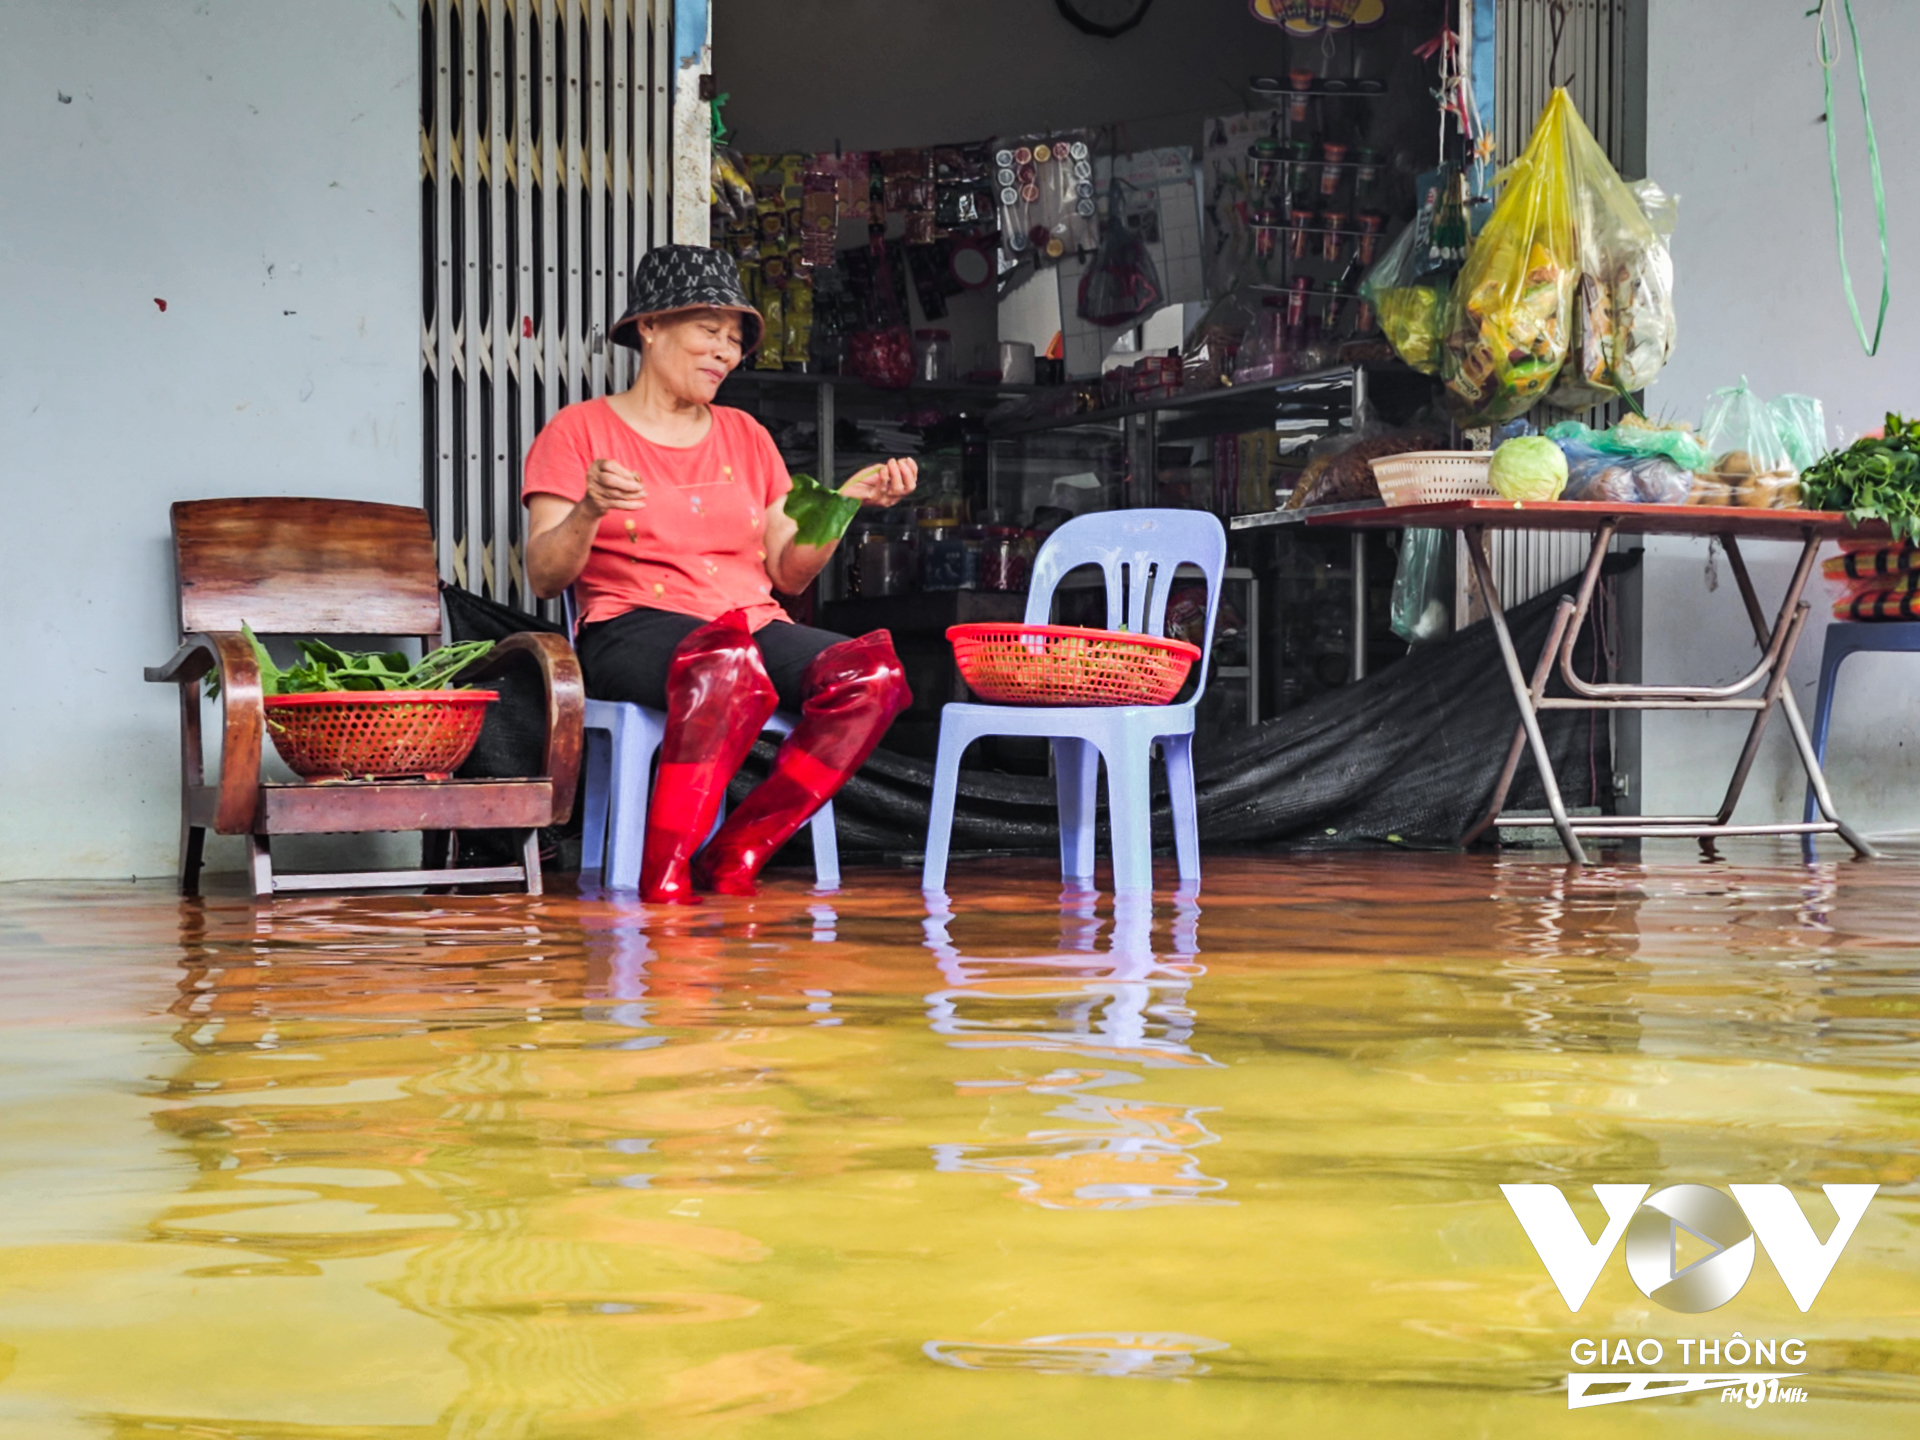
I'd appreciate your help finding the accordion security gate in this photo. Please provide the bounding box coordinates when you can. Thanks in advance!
[420,0,672,611]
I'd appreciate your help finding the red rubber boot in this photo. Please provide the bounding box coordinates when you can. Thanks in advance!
[695,631,911,896]
[639,610,779,905]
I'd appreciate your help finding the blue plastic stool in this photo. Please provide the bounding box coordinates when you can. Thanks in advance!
[1802,620,1920,851]
[564,594,840,893]
[921,509,1227,895]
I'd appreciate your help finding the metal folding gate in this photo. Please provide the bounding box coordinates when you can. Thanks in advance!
[418,0,673,610]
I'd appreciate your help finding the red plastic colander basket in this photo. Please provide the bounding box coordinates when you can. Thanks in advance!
[262,690,498,780]
[948,624,1201,707]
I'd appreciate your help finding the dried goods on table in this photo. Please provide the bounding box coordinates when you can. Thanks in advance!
[1284,427,1447,509]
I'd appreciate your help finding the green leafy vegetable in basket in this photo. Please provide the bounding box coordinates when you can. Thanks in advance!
[1800,413,1920,544]
[206,625,495,698]
[783,471,863,548]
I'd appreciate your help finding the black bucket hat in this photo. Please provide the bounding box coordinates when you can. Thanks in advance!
[609,244,764,354]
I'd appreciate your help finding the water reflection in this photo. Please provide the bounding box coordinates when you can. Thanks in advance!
[924,1331,1230,1379]
[924,886,1230,1211]
[5,854,1920,1436]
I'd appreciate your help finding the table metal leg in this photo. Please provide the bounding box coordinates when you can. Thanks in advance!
[1721,534,1879,859]
[1463,526,1589,864]
[1463,595,1576,848]
[1350,531,1368,682]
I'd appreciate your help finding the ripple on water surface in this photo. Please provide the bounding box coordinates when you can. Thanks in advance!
[0,849,1918,1437]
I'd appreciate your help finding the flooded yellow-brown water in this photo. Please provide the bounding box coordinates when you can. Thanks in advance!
[2,851,1918,1437]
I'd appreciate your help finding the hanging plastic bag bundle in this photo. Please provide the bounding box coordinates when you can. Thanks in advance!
[1078,179,1165,328]
[1359,222,1450,376]
[1548,118,1680,410]
[1441,89,1579,424]
[1693,378,1801,508]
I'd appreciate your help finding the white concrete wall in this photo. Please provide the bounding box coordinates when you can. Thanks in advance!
[1643,0,1920,835]
[0,1,420,879]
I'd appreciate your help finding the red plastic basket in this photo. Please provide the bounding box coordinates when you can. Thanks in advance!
[948,624,1201,707]
[262,690,498,780]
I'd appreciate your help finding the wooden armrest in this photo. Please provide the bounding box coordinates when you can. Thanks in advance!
[145,632,264,833]
[456,631,585,823]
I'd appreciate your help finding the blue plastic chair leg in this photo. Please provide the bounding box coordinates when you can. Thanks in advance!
[1163,732,1201,883]
[604,715,657,893]
[1100,739,1156,893]
[1053,736,1100,882]
[580,728,612,875]
[1802,636,1849,831]
[921,714,971,892]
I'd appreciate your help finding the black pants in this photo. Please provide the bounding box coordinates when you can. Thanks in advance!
[576,607,849,711]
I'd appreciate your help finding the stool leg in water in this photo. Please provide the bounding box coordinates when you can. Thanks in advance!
[639,610,778,904]
[696,632,910,896]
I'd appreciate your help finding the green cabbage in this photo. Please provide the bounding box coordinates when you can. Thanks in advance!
[1489,436,1569,501]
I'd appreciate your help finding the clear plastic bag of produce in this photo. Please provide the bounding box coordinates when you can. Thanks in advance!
[1770,394,1829,473]
[1558,442,1694,505]
[1360,223,1450,376]
[1390,528,1453,644]
[1548,152,1679,409]
[1441,89,1578,424]
[1545,416,1710,472]
[1693,378,1801,508]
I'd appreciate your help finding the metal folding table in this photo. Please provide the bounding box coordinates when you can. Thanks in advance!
[1309,500,1885,864]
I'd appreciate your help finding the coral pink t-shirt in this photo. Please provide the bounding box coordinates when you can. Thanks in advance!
[522,398,793,630]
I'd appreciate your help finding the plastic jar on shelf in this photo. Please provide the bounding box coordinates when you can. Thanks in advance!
[979,525,1033,593]
[913,328,953,384]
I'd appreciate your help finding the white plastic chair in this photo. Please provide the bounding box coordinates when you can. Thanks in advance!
[563,592,840,892]
[921,509,1227,895]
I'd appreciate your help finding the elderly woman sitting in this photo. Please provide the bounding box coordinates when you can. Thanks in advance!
[523,245,916,903]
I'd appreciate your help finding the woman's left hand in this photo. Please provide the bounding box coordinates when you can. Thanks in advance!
[838,458,918,508]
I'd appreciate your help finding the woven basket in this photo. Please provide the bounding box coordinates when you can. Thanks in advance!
[948,624,1200,707]
[263,690,497,780]
[1369,451,1496,506]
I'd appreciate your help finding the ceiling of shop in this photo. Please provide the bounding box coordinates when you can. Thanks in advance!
[714,0,1446,154]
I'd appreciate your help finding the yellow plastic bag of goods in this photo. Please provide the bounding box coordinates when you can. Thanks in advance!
[1441,89,1578,425]
[1549,98,1678,409]
[1359,222,1449,376]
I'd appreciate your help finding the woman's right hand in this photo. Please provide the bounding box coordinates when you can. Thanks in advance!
[582,458,647,516]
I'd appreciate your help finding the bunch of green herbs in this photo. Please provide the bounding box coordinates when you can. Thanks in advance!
[207,624,494,698]
[1800,412,1920,544]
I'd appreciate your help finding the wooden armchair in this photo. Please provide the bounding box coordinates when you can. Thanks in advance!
[144,497,583,898]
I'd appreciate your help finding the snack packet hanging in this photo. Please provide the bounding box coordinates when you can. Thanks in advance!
[1547,114,1678,412]
[1697,378,1800,508]
[1441,89,1578,424]
[1359,223,1450,375]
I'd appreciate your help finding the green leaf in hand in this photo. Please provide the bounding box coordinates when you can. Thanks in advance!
[784,471,862,548]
